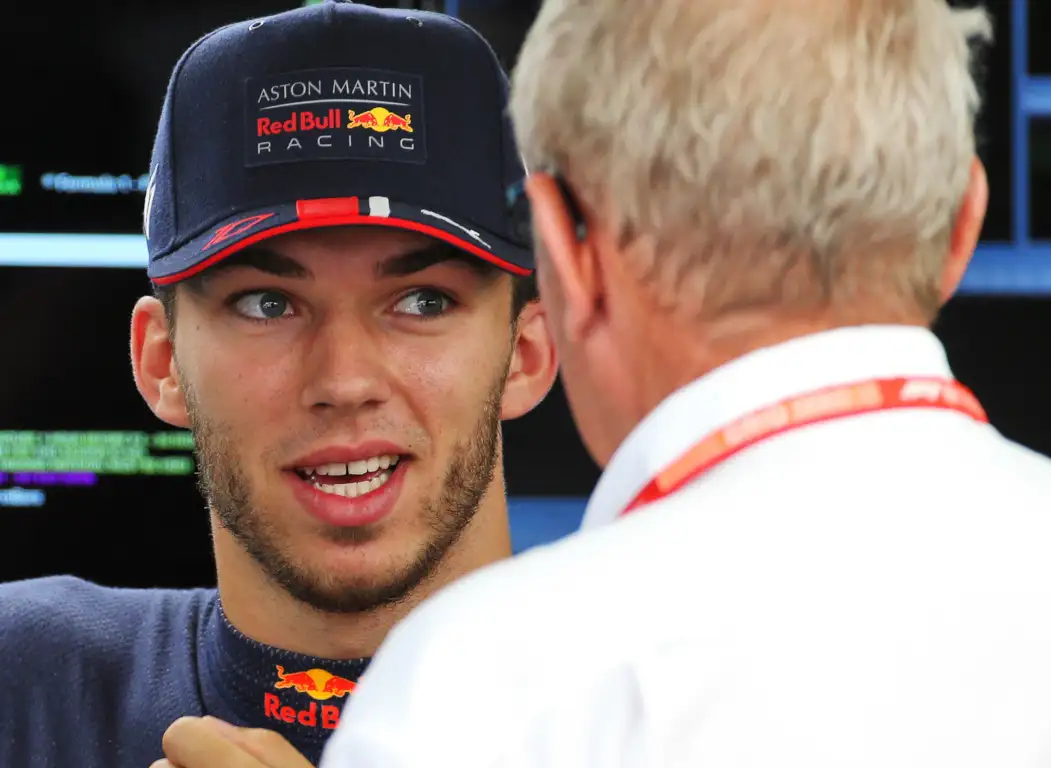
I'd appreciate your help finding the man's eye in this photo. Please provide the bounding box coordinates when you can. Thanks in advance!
[393,289,454,318]
[232,291,292,320]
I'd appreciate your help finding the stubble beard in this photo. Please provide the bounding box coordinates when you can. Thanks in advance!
[186,378,505,615]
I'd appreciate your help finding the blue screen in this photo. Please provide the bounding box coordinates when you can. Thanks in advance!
[509,497,587,554]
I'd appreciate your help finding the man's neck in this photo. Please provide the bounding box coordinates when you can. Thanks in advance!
[632,308,930,435]
[213,489,512,659]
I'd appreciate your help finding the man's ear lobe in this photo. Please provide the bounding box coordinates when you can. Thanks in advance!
[130,296,190,428]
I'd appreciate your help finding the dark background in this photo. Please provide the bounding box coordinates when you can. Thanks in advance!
[1,0,1047,587]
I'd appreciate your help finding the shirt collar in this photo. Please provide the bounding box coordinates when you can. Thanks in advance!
[581,324,954,529]
[197,599,370,765]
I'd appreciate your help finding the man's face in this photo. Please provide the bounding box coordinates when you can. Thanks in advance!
[527,177,628,468]
[533,230,615,466]
[164,227,517,613]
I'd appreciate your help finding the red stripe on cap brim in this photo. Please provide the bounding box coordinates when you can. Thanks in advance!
[152,214,532,286]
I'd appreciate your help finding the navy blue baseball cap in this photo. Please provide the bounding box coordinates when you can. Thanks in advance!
[144,0,532,285]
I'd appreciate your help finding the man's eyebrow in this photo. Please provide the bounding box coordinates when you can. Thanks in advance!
[375,242,493,280]
[199,246,313,284]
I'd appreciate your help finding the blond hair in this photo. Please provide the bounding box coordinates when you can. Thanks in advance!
[510,0,993,319]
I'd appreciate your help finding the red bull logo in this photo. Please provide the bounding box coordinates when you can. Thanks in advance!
[265,665,358,731]
[347,107,413,133]
[257,109,342,137]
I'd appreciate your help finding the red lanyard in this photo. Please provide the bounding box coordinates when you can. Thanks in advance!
[621,377,988,517]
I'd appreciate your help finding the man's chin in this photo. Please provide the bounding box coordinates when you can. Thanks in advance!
[273,543,442,615]
[279,571,427,616]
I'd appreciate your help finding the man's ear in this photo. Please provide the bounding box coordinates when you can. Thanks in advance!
[500,299,558,421]
[941,155,988,303]
[130,296,190,427]
[525,173,602,344]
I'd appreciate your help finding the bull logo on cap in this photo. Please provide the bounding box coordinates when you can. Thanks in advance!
[347,107,413,133]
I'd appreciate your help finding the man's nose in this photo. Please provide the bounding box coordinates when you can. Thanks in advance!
[299,313,393,413]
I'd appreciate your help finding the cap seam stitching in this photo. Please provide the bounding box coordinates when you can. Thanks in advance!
[445,15,513,236]
[163,23,243,257]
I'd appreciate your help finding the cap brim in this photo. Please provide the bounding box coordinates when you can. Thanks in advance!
[147,196,533,285]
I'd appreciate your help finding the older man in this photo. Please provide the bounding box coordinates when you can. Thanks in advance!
[162,2,1051,767]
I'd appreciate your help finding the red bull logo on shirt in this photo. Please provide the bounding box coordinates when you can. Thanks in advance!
[265,664,358,731]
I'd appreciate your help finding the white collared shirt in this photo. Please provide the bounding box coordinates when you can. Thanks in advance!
[322,325,1051,768]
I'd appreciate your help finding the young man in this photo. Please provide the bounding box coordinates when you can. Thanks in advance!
[0,2,555,767]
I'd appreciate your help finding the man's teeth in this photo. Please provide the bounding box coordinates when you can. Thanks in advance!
[314,470,392,498]
[299,455,399,498]
[309,455,398,477]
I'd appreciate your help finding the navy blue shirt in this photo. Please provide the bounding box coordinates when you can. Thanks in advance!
[0,576,370,766]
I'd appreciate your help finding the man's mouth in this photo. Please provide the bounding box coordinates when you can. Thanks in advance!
[293,454,402,499]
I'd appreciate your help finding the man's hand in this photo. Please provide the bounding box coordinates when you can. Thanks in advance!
[150,716,315,768]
